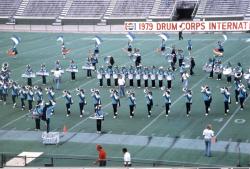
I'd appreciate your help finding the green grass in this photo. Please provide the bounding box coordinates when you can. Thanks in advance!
[0,32,250,166]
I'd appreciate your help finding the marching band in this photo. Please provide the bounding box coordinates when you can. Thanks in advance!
[1,33,250,135]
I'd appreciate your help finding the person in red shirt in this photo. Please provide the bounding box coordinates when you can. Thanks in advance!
[94,144,107,167]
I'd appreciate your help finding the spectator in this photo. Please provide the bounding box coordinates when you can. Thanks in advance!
[94,145,107,167]
[122,148,131,167]
[202,124,215,157]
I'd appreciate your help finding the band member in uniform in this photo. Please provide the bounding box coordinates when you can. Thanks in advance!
[118,75,126,97]
[234,80,240,104]
[95,104,104,134]
[145,89,153,118]
[201,85,212,116]
[224,62,232,83]
[179,30,183,40]
[105,66,112,87]
[213,60,223,80]
[171,46,177,71]
[190,56,195,75]
[187,40,192,55]
[135,67,141,88]
[2,82,8,105]
[97,66,104,87]
[238,84,248,110]
[68,60,77,80]
[92,89,101,112]
[127,41,133,56]
[178,49,184,68]
[233,62,243,82]
[128,91,136,118]
[10,82,19,108]
[91,54,98,70]
[19,86,27,110]
[46,87,55,115]
[163,89,171,117]
[86,56,93,78]
[208,58,215,78]
[165,68,174,89]
[40,64,48,85]
[110,89,120,118]
[63,90,73,117]
[42,101,56,133]
[113,66,119,87]
[184,89,192,117]
[128,66,134,87]
[25,65,33,86]
[143,67,149,88]
[220,87,231,115]
[34,87,43,105]
[134,48,141,68]
[150,66,157,88]
[158,67,164,88]
[33,101,44,131]
[53,68,62,90]
[76,89,86,118]
[27,86,34,112]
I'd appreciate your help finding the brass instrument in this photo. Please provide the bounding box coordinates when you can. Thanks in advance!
[33,85,38,90]
[126,89,135,96]
[90,88,99,93]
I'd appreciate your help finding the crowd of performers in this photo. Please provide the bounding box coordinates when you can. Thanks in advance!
[1,33,249,134]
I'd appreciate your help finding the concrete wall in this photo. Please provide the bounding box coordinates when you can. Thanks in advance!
[0,24,125,33]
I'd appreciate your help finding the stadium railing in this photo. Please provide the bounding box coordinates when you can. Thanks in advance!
[0,152,227,167]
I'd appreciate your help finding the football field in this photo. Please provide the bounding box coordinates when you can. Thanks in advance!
[0,32,250,167]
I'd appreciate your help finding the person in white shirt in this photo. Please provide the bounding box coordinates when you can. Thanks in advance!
[202,124,215,157]
[53,68,62,90]
[122,148,131,167]
[118,75,125,97]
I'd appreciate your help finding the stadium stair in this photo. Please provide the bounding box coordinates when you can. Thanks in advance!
[244,1,250,20]
[59,0,73,18]
[149,0,161,17]
[103,0,117,20]
[15,0,29,16]
[194,0,208,20]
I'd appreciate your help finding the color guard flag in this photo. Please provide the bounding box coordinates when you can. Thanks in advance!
[56,36,64,43]
[245,38,250,42]
[223,34,228,41]
[158,33,169,41]
[126,32,135,42]
[10,35,21,46]
[92,36,103,45]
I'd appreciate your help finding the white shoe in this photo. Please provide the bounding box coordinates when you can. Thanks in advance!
[113,116,117,119]
[66,114,70,117]
[166,114,168,117]
[205,113,208,116]
[227,109,229,113]
[148,115,151,118]
[240,108,243,110]
[130,116,133,118]
[80,115,83,118]
[236,102,238,104]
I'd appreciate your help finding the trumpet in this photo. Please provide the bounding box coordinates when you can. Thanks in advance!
[25,85,30,90]
[144,88,151,94]
[126,89,135,96]
[90,88,99,93]
[109,89,116,94]
[33,85,38,90]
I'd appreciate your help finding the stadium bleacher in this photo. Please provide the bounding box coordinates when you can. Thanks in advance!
[18,0,67,18]
[109,0,155,18]
[0,0,22,18]
[196,0,250,20]
[66,0,110,19]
